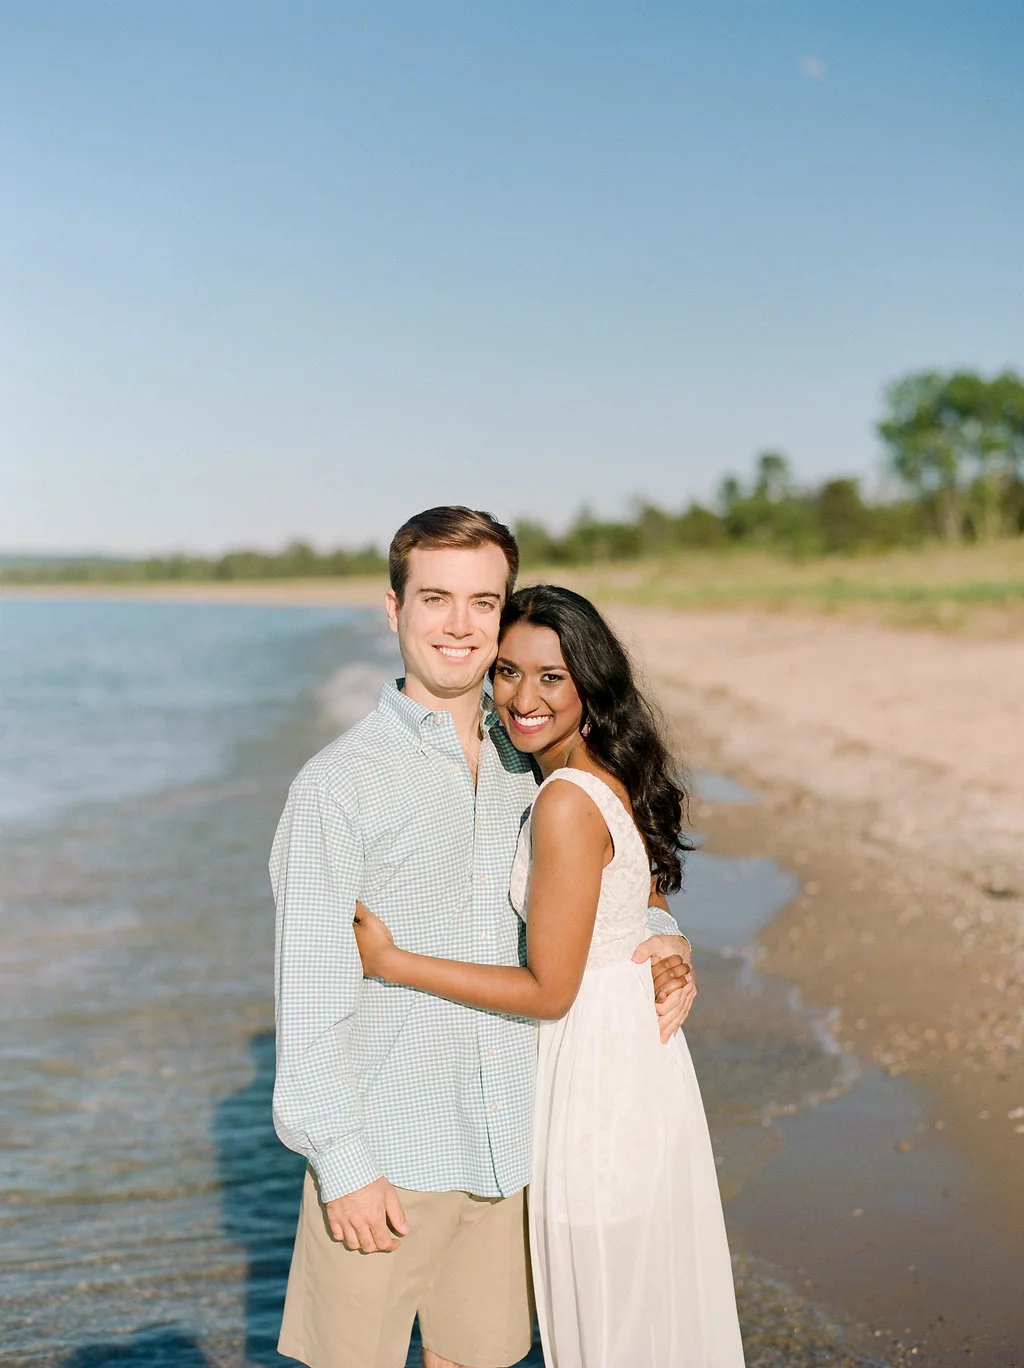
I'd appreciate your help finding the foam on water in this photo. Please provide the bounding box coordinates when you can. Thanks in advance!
[0,600,375,829]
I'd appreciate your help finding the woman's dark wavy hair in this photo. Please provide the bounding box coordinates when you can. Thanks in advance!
[497,584,693,894]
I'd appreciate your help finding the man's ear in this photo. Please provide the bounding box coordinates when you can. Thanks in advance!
[384,588,401,635]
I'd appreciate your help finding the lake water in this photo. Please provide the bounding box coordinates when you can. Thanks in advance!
[0,599,869,1367]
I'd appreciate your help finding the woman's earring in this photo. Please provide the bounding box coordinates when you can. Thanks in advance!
[580,718,592,739]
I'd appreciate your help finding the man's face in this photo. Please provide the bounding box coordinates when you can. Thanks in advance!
[386,543,509,703]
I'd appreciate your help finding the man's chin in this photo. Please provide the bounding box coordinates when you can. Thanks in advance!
[421,667,491,699]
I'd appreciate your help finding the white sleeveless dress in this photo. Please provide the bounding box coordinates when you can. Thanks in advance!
[510,768,745,1368]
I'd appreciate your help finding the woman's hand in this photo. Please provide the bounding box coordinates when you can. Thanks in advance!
[353,900,397,980]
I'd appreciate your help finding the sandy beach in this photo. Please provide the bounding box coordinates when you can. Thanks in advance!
[612,606,1024,1362]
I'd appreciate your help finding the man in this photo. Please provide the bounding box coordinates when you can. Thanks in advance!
[271,506,694,1368]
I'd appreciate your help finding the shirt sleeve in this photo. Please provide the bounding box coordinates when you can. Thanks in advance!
[643,905,684,938]
[270,768,381,1202]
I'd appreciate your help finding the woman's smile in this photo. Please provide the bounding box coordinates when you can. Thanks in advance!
[506,704,554,736]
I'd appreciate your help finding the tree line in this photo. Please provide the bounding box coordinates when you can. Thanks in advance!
[5,368,1022,584]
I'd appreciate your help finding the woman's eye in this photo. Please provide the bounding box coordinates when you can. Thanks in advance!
[543,674,566,684]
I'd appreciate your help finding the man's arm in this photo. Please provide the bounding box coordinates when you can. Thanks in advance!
[272,769,409,1253]
[271,769,374,1193]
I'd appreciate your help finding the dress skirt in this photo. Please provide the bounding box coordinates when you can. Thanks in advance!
[530,957,746,1368]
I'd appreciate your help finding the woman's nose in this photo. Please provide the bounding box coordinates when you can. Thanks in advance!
[514,681,540,713]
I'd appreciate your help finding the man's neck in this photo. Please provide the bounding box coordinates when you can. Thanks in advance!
[401,677,485,761]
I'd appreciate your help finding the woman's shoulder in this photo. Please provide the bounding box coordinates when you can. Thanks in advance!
[530,775,613,859]
[541,764,631,810]
[533,766,624,829]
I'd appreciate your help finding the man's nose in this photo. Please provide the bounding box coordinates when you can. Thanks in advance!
[443,600,473,637]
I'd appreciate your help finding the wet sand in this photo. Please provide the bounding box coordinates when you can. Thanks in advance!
[612,606,1024,1365]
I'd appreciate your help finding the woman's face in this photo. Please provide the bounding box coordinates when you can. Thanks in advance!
[492,621,584,759]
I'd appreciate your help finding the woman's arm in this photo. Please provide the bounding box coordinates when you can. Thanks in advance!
[357,780,609,1021]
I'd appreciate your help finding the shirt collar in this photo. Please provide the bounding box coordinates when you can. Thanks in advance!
[377,678,501,741]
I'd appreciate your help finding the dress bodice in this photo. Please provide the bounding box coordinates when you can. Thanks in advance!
[509,767,653,969]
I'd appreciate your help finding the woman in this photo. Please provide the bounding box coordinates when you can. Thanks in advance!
[354,585,745,1367]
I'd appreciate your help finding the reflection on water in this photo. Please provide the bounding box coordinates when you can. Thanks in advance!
[1,601,855,1366]
[694,769,759,806]
[673,840,856,1201]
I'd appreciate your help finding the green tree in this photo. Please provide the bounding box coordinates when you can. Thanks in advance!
[945,370,1024,541]
[879,369,1024,543]
[815,479,873,553]
[754,451,792,502]
[514,519,563,567]
[675,502,728,548]
[878,372,965,542]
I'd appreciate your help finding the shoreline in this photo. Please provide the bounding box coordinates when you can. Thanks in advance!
[613,607,1024,1363]
[10,582,1024,1358]
[0,577,389,607]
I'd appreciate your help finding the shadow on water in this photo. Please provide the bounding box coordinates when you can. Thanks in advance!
[59,1328,214,1367]
[214,1032,544,1368]
[214,1031,306,1368]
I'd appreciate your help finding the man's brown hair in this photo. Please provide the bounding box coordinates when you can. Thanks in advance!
[389,506,519,604]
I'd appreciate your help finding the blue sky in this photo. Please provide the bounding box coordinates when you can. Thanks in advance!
[2,1,1022,554]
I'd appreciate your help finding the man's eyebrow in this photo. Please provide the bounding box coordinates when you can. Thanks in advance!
[417,587,502,601]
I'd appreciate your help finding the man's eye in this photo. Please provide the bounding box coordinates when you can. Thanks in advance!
[474,600,497,611]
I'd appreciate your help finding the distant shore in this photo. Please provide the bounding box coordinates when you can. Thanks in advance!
[0,576,389,607]
[5,539,1023,631]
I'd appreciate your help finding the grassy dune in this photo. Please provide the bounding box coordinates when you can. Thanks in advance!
[542,541,1024,633]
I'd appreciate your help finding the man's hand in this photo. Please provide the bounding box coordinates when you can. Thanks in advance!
[633,934,697,1043]
[324,1177,410,1253]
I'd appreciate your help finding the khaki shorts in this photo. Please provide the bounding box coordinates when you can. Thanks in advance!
[279,1167,533,1368]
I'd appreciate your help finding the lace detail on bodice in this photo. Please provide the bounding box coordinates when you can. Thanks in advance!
[509,768,652,969]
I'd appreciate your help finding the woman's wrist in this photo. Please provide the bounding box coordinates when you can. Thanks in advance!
[379,945,409,986]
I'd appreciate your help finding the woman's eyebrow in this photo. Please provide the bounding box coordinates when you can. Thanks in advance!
[495,656,566,672]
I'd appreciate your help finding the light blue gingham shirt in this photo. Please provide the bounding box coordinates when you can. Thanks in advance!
[270,680,681,1202]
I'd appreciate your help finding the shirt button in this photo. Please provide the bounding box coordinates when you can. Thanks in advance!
[485,1048,495,1058]
[476,874,487,884]
[491,1102,501,1113]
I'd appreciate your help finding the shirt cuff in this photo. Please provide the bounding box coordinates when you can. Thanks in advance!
[644,906,683,938]
[310,1137,383,1204]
